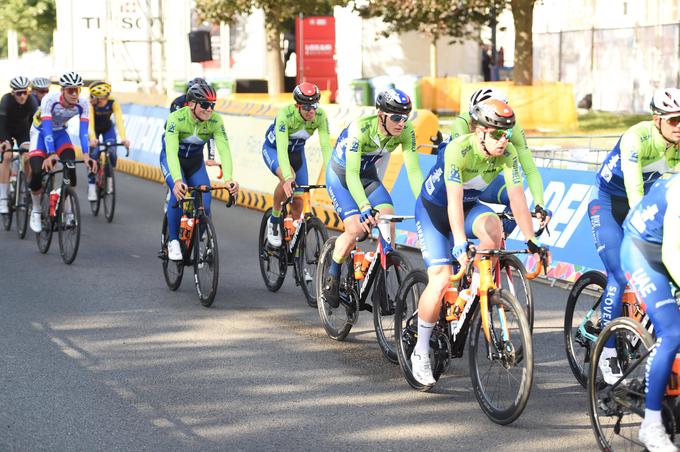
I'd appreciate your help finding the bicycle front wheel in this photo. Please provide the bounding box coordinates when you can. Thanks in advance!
[588,317,663,451]
[90,166,102,216]
[36,181,53,254]
[161,213,184,290]
[469,289,533,425]
[258,208,287,292]
[316,236,356,341]
[103,167,115,222]
[16,171,29,239]
[2,180,14,231]
[373,251,412,364]
[498,254,534,332]
[58,187,81,265]
[296,216,328,307]
[193,216,219,307]
[564,270,606,388]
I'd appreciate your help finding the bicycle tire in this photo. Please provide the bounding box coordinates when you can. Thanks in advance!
[373,251,412,364]
[16,171,29,239]
[2,178,14,231]
[257,208,287,292]
[194,216,219,307]
[564,270,607,388]
[161,213,184,290]
[58,187,81,265]
[36,179,53,254]
[499,254,534,332]
[469,288,533,425]
[315,236,356,341]
[296,216,328,307]
[90,166,102,216]
[587,317,661,451]
[103,167,115,222]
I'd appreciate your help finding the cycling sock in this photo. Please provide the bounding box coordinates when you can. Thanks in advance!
[271,208,281,219]
[31,193,41,211]
[643,409,662,425]
[88,173,96,184]
[415,320,435,355]
[329,255,344,278]
[0,183,7,199]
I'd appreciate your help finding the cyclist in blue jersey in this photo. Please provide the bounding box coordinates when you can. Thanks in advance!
[589,88,680,384]
[620,172,680,452]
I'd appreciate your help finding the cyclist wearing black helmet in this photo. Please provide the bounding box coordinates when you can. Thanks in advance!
[160,82,239,261]
[261,82,331,248]
[170,77,209,113]
[321,88,424,307]
[409,98,549,386]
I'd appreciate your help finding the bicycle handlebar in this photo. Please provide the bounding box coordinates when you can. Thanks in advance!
[448,246,547,282]
[280,184,327,207]
[96,142,130,157]
[172,183,236,209]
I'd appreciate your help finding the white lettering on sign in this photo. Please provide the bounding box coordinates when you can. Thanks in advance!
[124,114,165,156]
[304,43,333,56]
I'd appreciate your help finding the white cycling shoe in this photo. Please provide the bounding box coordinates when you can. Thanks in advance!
[411,350,436,386]
[267,217,282,248]
[167,239,182,261]
[639,421,678,452]
[598,347,625,385]
[87,183,97,202]
[30,210,42,233]
[0,198,8,214]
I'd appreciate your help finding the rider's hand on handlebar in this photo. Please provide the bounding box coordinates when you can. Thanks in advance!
[452,241,471,267]
[359,206,377,234]
[282,178,295,198]
[42,154,58,172]
[225,180,239,196]
[527,237,552,266]
[89,138,98,148]
[173,180,187,200]
[0,140,11,152]
[122,139,130,150]
[534,204,552,229]
[84,153,97,173]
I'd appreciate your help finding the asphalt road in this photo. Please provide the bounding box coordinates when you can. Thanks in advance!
[1,172,597,451]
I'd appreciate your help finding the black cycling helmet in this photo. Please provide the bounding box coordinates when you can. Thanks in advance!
[470,99,516,129]
[375,88,412,115]
[186,77,208,92]
[293,82,320,105]
[187,83,217,103]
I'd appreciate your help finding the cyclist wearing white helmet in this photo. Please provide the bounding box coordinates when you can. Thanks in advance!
[0,76,39,213]
[27,71,93,233]
[449,87,550,232]
[589,87,680,385]
[30,77,51,104]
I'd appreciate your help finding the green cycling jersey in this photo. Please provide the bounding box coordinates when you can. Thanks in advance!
[164,106,233,184]
[450,112,543,206]
[272,104,331,181]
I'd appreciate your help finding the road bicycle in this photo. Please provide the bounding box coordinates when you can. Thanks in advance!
[0,144,30,238]
[258,184,328,307]
[315,213,413,363]
[89,141,128,222]
[159,183,235,307]
[36,159,85,265]
[395,246,545,424]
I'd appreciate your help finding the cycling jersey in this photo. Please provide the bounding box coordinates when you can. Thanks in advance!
[170,94,187,113]
[164,106,232,183]
[597,121,680,208]
[32,92,89,155]
[450,112,544,206]
[421,133,522,206]
[0,92,38,145]
[88,98,127,140]
[263,104,331,181]
[331,115,423,209]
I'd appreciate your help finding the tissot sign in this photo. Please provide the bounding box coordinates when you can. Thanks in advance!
[296,16,338,101]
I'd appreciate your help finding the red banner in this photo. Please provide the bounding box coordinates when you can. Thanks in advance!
[296,16,337,102]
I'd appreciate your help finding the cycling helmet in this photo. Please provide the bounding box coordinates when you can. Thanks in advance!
[89,81,112,97]
[186,77,208,92]
[375,88,412,114]
[468,87,509,113]
[31,77,51,89]
[9,76,30,91]
[471,99,516,129]
[293,82,321,105]
[650,88,680,118]
[59,71,84,88]
[187,82,217,103]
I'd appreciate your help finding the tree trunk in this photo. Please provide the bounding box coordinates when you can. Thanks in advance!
[265,27,284,95]
[429,39,438,78]
[511,0,535,86]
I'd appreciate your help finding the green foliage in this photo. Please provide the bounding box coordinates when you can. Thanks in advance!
[355,0,508,42]
[0,0,56,54]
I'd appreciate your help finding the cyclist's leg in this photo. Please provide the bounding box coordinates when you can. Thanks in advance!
[103,128,117,167]
[478,174,508,205]
[88,136,102,185]
[621,236,680,442]
[57,145,77,187]
[184,160,211,217]
[160,145,182,241]
[467,201,503,249]
[290,151,307,219]
[364,177,395,237]
[0,138,12,210]
[262,143,290,222]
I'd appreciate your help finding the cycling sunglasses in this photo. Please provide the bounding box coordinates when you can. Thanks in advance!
[63,87,81,95]
[389,114,409,123]
[665,116,680,126]
[12,90,28,96]
[198,101,216,110]
[33,89,49,94]
[299,103,319,112]
[489,128,513,140]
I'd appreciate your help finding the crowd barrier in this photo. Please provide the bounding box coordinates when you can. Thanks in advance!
[82,95,602,283]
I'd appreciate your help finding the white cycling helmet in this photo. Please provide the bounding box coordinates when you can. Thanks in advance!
[468,87,509,114]
[9,76,30,91]
[59,71,84,88]
[31,77,52,90]
[650,88,680,118]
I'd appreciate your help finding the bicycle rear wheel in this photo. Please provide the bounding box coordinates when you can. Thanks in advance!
[90,166,102,216]
[469,289,533,425]
[16,172,29,239]
[36,181,53,254]
[587,317,669,451]
[373,251,412,364]
[103,167,115,222]
[315,236,356,341]
[296,216,328,307]
[193,216,219,307]
[499,254,534,332]
[564,270,606,388]
[258,208,287,292]
[161,213,184,290]
[58,187,81,265]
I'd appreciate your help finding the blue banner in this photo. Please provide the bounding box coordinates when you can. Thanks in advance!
[120,103,167,166]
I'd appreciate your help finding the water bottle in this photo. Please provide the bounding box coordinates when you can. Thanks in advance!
[449,288,475,332]
[283,216,295,241]
[10,158,18,183]
[353,248,365,280]
[179,215,189,241]
[49,189,60,218]
[360,251,375,273]
[186,217,195,241]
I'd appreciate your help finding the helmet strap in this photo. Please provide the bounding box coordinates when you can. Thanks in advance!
[379,113,394,137]
[480,131,492,156]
